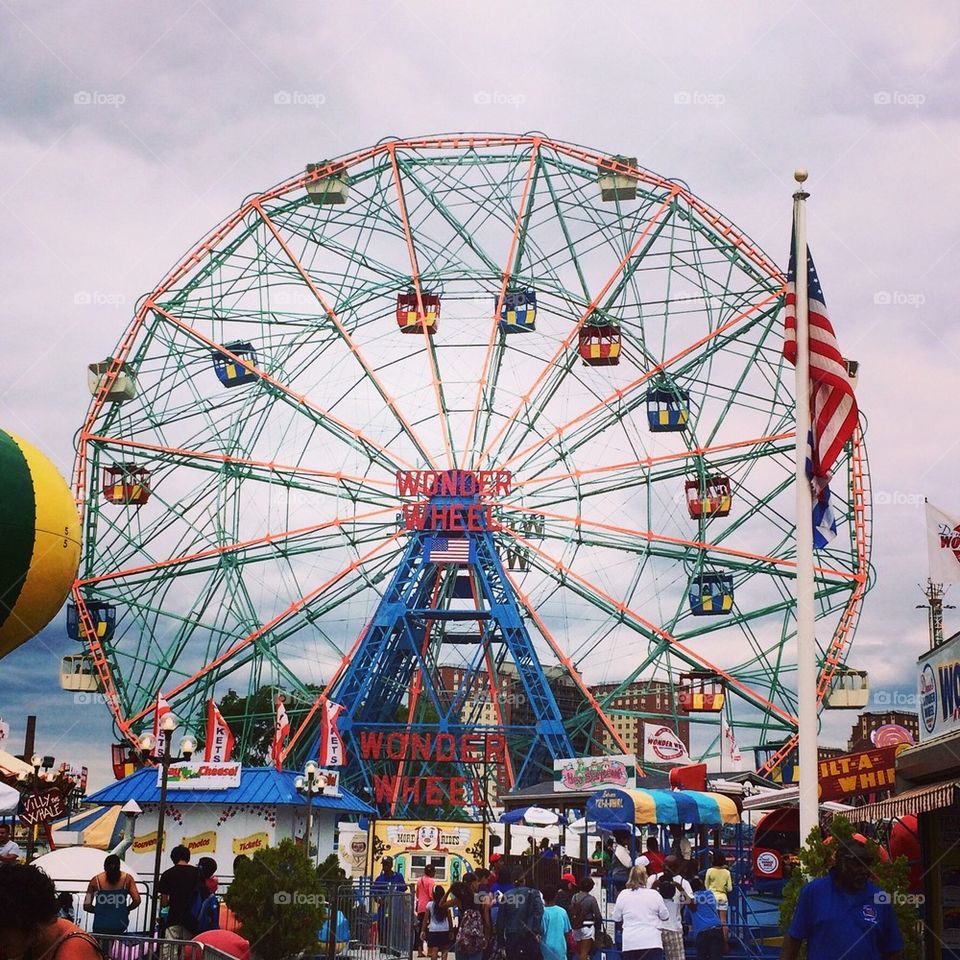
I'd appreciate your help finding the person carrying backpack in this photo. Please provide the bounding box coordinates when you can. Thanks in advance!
[648,857,692,960]
[189,857,220,934]
[566,875,604,960]
[494,866,543,960]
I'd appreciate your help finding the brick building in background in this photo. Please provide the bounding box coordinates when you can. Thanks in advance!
[846,710,919,753]
[589,679,689,756]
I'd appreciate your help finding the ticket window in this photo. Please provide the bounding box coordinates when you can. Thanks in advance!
[410,855,447,880]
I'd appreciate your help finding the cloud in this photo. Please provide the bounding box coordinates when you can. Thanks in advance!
[1,1,957,785]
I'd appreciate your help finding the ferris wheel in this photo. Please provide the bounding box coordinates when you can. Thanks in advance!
[70,134,871,792]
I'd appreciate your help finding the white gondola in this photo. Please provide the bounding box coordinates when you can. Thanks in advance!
[305,162,350,205]
[823,668,869,709]
[59,654,99,692]
[598,155,638,202]
[87,359,137,402]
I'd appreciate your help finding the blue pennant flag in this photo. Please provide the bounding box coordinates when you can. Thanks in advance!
[806,430,837,549]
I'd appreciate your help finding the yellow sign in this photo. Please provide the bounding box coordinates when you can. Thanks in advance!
[376,820,483,861]
[132,830,165,855]
[182,830,216,855]
[232,831,269,856]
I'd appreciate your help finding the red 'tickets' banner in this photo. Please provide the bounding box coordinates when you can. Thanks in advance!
[817,745,898,802]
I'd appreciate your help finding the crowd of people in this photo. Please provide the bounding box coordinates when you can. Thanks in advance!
[0,829,905,960]
[403,850,731,960]
[0,844,245,960]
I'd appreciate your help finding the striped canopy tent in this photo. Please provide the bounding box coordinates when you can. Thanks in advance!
[50,804,125,850]
[585,788,740,830]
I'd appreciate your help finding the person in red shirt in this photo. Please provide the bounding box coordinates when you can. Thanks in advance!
[414,864,437,957]
[0,863,102,960]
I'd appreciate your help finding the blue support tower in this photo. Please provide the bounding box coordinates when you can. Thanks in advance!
[316,472,575,818]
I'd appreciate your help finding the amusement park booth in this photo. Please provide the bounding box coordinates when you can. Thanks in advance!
[86,766,374,879]
[840,630,960,959]
[338,818,487,884]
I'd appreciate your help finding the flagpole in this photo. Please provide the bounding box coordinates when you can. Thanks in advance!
[792,169,819,844]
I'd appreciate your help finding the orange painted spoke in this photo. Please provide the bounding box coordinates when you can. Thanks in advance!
[499,504,860,583]
[127,531,403,725]
[512,431,796,492]
[83,434,394,498]
[388,144,454,470]
[501,530,797,727]
[503,568,632,758]
[255,202,439,471]
[148,302,414,471]
[461,141,542,469]
[472,186,681,470]
[495,289,784,473]
[78,505,395,586]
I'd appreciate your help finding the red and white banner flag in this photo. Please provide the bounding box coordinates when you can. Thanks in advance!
[273,696,290,771]
[153,693,172,755]
[204,700,235,763]
[643,724,691,765]
[927,501,960,586]
[721,715,744,771]
[319,700,346,767]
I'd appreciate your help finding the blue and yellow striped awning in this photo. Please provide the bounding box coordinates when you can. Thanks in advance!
[585,788,740,828]
[50,805,124,850]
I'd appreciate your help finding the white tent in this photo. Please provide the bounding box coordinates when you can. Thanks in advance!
[0,780,19,815]
[0,749,31,778]
[31,848,148,931]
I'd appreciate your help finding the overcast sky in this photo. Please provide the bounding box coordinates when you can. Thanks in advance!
[1,2,957,788]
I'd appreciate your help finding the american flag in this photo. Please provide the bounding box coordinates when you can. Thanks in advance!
[784,228,858,487]
[425,537,472,564]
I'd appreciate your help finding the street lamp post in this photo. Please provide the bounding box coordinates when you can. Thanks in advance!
[26,754,42,862]
[140,716,197,935]
[294,760,321,864]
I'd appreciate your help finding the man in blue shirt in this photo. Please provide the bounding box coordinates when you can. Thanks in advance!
[372,857,408,954]
[686,878,725,959]
[781,840,903,960]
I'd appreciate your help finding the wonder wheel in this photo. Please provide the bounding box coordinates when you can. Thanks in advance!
[71,135,870,805]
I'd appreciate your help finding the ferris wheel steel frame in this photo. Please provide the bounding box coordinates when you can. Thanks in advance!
[70,134,871,789]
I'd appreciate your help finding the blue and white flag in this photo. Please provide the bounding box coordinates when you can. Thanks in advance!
[806,430,837,549]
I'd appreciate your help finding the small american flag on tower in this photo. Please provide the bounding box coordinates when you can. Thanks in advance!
[425,537,473,564]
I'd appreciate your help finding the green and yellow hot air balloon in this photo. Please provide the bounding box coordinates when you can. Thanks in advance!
[0,430,81,659]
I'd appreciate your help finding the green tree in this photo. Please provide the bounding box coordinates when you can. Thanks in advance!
[217,685,322,765]
[780,815,920,959]
[225,838,326,960]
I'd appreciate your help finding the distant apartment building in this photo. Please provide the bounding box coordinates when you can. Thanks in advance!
[846,710,919,754]
[589,680,689,756]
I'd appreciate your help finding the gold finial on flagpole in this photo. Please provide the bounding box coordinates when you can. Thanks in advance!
[793,168,809,200]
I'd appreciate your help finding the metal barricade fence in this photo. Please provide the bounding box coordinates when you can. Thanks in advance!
[317,881,415,960]
[83,934,239,960]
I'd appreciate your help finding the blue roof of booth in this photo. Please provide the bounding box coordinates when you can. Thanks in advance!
[87,767,374,813]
